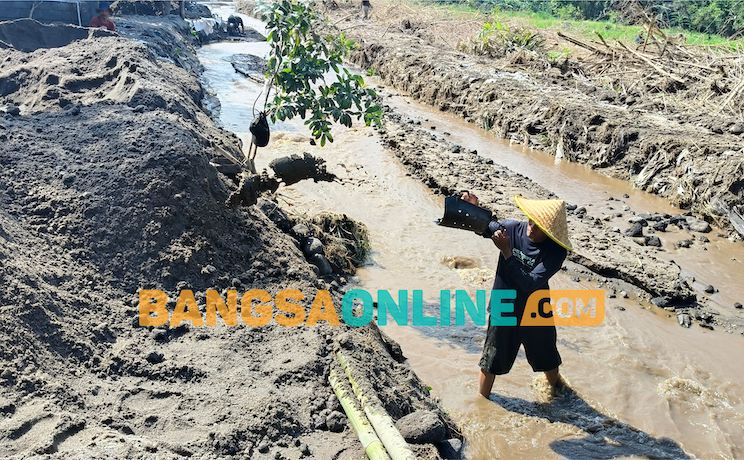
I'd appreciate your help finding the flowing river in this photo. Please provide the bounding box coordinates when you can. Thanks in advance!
[197,4,744,458]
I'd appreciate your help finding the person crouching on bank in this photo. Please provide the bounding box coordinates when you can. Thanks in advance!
[461,192,572,398]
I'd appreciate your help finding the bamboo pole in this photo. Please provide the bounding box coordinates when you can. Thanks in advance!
[336,351,416,460]
[329,368,391,460]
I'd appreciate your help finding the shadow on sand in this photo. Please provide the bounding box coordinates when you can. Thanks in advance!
[488,389,691,459]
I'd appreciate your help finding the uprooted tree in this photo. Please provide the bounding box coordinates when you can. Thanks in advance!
[230,0,383,206]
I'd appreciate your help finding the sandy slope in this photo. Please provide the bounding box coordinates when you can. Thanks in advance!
[0,15,451,459]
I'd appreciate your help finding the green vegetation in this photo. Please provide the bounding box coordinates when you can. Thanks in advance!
[423,0,744,45]
[460,18,545,57]
[499,10,742,47]
[258,0,383,146]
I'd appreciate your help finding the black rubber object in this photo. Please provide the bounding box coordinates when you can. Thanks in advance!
[436,195,494,235]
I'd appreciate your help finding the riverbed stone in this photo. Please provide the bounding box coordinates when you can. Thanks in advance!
[651,296,670,308]
[704,285,716,294]
[646,236,662,247]
[625,223,644,237]
[302,237,324,257]
[677,313,692,328]
[437,438,463,459]
[653,221,668,232]
[675,239,693,249]
[729,123,744,135]
[309,254,333,276]
[291,223,311,240]
[735,303,743,309]
[687,219,711,233]
[632,237,647,246]
[396,410,447,444]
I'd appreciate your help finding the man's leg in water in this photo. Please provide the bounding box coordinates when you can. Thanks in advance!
[545,367,568,395]
[479,370,495,398]
[544,367,560,385]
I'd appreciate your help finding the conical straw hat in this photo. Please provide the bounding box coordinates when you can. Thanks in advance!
[514,195,573,251]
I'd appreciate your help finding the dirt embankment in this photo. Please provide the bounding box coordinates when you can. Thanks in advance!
[343,16,744,236]
[0,15,454,459]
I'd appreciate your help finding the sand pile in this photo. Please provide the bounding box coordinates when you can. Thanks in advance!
[0,13,455,459]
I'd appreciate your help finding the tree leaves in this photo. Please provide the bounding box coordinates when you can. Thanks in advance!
[259,0,384,145]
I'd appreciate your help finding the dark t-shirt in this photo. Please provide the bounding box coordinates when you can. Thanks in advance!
[487,219,567,322]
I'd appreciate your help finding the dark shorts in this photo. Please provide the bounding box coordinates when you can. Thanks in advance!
[479,324,561,375]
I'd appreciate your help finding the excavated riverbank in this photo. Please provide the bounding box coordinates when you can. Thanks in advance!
[0,14,455,459]
[373,110,744,332]
[343,16,744,237]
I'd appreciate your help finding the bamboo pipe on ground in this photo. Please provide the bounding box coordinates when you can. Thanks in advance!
[329,367,391,460]
[336,351,416,460]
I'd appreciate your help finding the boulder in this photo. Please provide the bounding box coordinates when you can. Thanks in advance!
[302,237,325,257]
[437,438,463,459]
[395,410,447,444]
[291,223,311,240]
[309,254,333,276]
[652,221,668,232]
[646,236,662,247]
[625,222,644,237]
[687,218,711,233]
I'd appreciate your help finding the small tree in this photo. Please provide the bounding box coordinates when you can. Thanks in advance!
[256,0,383,147]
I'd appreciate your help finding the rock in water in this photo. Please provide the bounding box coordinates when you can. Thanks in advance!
[687,218,711,233]
[624,222,644,237]
[646,236,662,247]
[229,54,268,83]
[704,285,716,294]
[395,410,447,444]
[735,303,743,310]
[677,313,692,328]
[675,239,693,249]
[437,438,463,459]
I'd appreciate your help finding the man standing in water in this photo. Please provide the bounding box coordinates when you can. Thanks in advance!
[461,192,571,398]
[361,0,372,20]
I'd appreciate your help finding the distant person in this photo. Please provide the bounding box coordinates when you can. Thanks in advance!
[361,0,372,20]
[460,192,571,399]
[227,15,244,35]
[89,2,115,32]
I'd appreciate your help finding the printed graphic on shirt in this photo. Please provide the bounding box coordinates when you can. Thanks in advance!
[512,248,537,270]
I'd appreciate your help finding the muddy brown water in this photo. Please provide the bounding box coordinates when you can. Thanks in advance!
[197,6,744,458]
